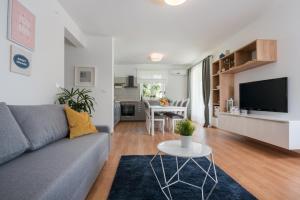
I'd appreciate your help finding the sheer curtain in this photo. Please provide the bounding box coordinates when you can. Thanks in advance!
[191,64,204,124]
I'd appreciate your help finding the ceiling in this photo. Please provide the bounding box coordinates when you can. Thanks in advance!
[59,0,275,66]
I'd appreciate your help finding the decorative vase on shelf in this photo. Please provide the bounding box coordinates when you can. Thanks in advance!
[226,98,234,113]
[175,120,195,149]
[219,53,225,59]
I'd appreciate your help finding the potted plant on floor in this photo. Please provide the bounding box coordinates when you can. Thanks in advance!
[56,88,96,116]
[175,120,195,149]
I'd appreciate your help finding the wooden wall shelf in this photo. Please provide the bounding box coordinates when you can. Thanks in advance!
[221,60,274,74]
[211,39,277,117]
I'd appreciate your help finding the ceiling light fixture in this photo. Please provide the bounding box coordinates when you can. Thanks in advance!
[164,0,186,6]
[150,53,164,62]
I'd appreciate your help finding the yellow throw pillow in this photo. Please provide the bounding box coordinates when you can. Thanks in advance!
[64,107,97,139]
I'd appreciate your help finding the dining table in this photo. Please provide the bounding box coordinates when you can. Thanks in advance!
[149,105,187,135]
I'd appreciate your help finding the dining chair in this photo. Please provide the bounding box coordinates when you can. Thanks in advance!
[144,100,165,135]
[176,100,183,107]
[172,100,178,106]
[164,100,182,118]
[168,98,190,133]
[164,99,180,129]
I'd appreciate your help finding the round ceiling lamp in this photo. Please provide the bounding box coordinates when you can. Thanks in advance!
[164,0,186,6]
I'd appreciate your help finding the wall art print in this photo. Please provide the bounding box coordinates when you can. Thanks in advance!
[8,0,36,51]
[75,66,96,87]
[10,45,32,76]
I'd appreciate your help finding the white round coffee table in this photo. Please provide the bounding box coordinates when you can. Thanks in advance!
[150,140,218,200]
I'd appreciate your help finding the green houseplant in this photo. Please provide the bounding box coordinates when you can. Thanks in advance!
[175,120,195,148]
[56,88,96,116]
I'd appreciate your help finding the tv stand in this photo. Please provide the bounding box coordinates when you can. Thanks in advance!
[211,39,277,117]
[218,112,300,150]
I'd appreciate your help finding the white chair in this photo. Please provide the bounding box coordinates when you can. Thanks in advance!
[144,101,165,135]
[164,99,180,129]
[168,98,190,133]
[172,100,178,106]
[164,100,180,130]
[176,100,183,107]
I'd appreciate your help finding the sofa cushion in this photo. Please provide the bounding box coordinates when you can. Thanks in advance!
[64,107,97,139]
[0,103,29,165]
[0,132,109,200]
[9,105,69,151]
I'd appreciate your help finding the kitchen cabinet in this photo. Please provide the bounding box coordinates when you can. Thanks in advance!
[136,101,146,121]
[114,101,121,126]
[119,101,146,121]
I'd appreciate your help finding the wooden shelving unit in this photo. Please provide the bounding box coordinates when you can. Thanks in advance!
[211,39,277,117]
[221,60,274,74]
[212,60,220,117]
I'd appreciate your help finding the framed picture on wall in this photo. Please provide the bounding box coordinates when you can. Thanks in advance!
[8,0,36,51]
[75,66,95,87]
[10,45,32,76]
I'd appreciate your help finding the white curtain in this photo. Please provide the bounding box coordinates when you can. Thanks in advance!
[191,64,204,124]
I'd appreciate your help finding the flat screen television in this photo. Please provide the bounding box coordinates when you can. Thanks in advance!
[239,77,288,113]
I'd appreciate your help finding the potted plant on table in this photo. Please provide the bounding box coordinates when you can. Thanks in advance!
[175,120,195,149]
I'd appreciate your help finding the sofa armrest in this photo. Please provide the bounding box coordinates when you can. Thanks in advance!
[95,125,110,133]
[95,125,111,154]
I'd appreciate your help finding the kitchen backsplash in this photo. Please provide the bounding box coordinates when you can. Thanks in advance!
[114,77,140,101]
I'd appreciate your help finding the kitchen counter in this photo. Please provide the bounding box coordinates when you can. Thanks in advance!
[116,100,141,102]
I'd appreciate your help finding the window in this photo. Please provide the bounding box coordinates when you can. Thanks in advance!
[137,69,168,100]
[141,82,165,99]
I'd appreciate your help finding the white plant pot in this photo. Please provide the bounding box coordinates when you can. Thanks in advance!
[180,136,193,149]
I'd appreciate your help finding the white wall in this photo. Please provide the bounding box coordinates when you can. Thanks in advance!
[209,0,300,119]
[65,36,114,131]
[166,72,187,101]
[114,64,188,101]
[0,0,85,105]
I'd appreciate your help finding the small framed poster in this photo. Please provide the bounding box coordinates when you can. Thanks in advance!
[10,45,32,76]
[75,67,95,87]
[8,0,36,51]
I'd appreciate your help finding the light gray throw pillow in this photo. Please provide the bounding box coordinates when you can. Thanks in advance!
[9,105,69,151]
[0,102,29,165]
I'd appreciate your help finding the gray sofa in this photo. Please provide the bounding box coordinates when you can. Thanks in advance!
[0,103,110,200]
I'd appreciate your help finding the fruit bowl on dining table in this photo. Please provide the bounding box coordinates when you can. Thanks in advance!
[159,98,170,106]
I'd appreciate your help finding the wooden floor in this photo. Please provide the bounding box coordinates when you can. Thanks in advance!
[87,122,300,200]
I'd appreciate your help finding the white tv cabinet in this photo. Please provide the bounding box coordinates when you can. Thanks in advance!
[218,112,300,150]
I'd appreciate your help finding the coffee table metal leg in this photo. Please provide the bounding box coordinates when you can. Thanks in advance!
[176,156,180,181]
[211,153,218,183]
[150,151,172,200]
[204,153,218,200]
[150,152,218,200]
[166,158,190,185]
[160,154,173,200]
[190,153,218,200]
[201,160,212,199]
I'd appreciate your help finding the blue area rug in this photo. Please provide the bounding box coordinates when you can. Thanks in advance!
[108,155,256,200]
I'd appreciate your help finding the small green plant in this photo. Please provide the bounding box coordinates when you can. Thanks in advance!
[56,88,96,116]
[175,120,195,136]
